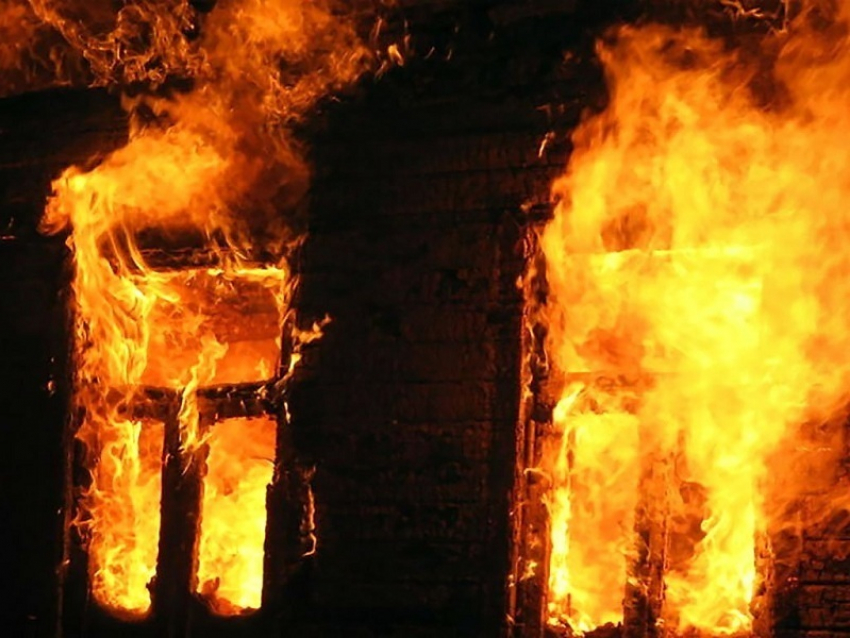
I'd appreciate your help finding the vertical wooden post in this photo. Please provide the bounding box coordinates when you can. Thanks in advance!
[263,310,315,625]
[154,397,206,638]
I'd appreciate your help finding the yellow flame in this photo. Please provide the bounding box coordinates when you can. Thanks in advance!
[39,0,367,618]
[197,416,277,614]
[83,418,163,617]
[541,6,850,634]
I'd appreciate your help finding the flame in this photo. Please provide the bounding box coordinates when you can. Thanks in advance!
[0,0,196,96]
[0,2,40,74]
[540,5,850,634]
[197,416,277,614]
[38,0,367,619]
[81,418,164,617]
[545,382,641,633]
[0,0,63,95]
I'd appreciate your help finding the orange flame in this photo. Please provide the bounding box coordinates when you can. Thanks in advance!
[540,5,850,634]
[82,418,164,617]
[39,0,367,618]
[197,416,277,614]
[0,0,197,96]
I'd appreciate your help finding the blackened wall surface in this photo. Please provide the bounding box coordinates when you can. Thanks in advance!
[290,118,552,636]
[285,5,597,635]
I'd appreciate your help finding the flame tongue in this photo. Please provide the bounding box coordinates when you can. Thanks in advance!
[83,417,164,618]
[39,0,367,619]
[541,8,850,635]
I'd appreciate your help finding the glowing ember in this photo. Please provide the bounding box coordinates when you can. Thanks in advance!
[540,6,850,635]
[36,0,367,619]
[197,417,277,614]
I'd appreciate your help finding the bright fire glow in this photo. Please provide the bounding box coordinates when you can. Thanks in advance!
[38,0,367,619]
[136,268,287,389]
[197,417,277,614]
[540,6,850,635]
[85,419,163,616]
[42,113,292,617]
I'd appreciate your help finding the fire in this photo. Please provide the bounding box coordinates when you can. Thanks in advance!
[84,418,164,616]
[41,94,295,619]
[540,4,850,635]
[0,0,199,96]
[545,381,641,633]
[37,0,367,619]
[136,267,288,389]
[197,416,277,614]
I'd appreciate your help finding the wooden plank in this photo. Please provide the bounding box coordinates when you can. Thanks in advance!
[153,403,204,637]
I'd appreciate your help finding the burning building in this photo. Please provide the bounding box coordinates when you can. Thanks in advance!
[4,1,850,637]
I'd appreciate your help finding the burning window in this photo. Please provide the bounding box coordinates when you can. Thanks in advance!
[29,0,369,628]
[59,242,292,620]
[518,7,850,638]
